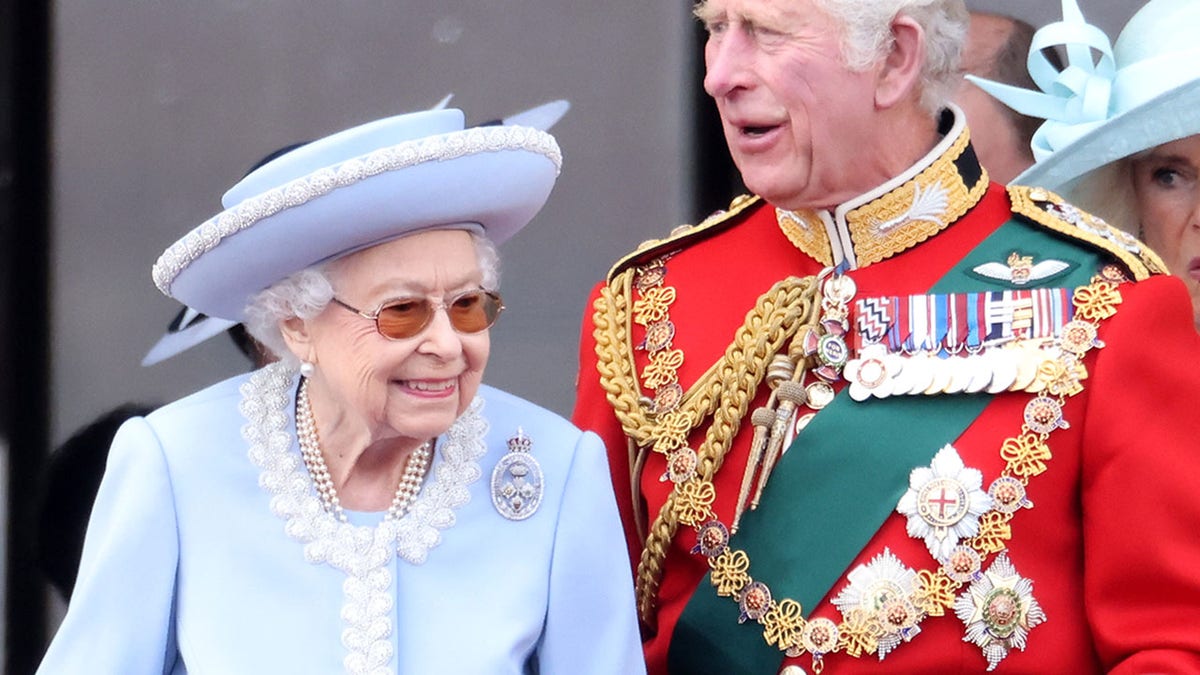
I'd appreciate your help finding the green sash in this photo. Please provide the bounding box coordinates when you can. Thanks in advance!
[668,219,1103,674]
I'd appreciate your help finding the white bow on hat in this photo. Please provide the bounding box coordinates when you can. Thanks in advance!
[968,0,1200,192]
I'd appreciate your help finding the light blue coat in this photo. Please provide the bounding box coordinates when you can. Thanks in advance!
[38,365,645,674]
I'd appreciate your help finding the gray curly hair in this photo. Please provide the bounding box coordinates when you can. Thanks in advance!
[812,0,968,116]
[243,232,501,367]
[695,0,968,117]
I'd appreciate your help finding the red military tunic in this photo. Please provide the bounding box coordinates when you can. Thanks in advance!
[573,112,1200,674]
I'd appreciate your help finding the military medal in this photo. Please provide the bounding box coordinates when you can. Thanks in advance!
[847,288,1076,398]
[844,344,902,401]
[490,427,544,520]
[800,618,840,671]
[944,545,984,583]
[804,381,836,410]
[691,520,730,557]
[988,476,1033,514]
[1024,396,1068,434]
[896,445,993,562]
[793,412,815,435]
[954,552,1046,671]
[737,582,773,624]
[833,549,925,661]
[804,273,856,382]
[985,347,1020,394]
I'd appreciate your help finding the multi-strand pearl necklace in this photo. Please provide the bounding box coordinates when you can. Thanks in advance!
[296,378,432,523]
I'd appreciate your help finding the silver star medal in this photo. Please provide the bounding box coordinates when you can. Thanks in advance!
[896,445,993,562]
[491,427,544,520]
[833,548,925,661]
[954,552,1046,671]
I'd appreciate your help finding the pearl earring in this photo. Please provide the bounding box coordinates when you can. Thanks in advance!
[300,361,315,378]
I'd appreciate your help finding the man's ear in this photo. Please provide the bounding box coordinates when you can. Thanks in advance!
[279,315,315,364]
[876,14,926,109]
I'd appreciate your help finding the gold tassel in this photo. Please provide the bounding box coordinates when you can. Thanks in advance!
[732,405,778,533]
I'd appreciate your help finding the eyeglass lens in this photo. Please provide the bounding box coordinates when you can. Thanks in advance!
[375,290,503,339]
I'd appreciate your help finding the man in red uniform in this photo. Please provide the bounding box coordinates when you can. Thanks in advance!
[573,0,1200,672]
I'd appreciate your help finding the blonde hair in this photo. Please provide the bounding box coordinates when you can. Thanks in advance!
[1060,159,1140,235]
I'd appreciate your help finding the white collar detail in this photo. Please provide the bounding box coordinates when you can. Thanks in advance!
[240,362,488,674]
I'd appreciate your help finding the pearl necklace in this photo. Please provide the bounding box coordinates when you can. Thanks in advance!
[296,378,432,523]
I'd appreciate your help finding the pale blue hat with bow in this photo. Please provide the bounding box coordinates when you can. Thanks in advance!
[969,0,1200,193]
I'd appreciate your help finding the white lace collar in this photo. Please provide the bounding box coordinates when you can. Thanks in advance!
[239,363,488,673]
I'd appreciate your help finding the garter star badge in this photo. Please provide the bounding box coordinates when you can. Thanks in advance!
[896,445,993,561]
[954,552,1046,671]
[491,427,544,520]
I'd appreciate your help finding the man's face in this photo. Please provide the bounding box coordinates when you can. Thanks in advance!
[698,0,883,210]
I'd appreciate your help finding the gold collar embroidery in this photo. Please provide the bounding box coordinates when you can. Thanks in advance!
[778,115,989,269]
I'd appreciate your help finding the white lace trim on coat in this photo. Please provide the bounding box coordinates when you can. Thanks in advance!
[240,363,487,674]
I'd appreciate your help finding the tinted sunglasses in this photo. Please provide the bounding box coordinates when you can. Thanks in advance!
[331,289,504,340]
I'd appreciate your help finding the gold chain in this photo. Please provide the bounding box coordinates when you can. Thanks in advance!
[592,258,822,626]
[686,276,1123,669]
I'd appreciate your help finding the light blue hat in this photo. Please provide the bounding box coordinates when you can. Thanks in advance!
[152,102,564,322]
[969,0,1200,192]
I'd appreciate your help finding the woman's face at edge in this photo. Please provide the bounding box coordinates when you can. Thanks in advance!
[1130,134,1200,330]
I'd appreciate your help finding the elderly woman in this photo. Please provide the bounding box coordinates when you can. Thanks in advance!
[37,106,645,674]
[972,0,1200,330]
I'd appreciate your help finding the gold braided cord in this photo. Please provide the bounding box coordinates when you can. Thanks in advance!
[600,276,822,625]
[592,271,655,444]
[593,272,732,445]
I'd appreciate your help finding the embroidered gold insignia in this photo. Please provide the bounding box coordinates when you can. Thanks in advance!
[972,251,1071,286]
[873,181,950,233]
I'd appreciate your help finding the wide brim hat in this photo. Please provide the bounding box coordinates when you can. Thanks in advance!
[152,106,562,321]
[140,307,237,366]
[970,0,1200,198]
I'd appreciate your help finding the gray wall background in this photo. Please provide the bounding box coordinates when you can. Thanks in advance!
[50,2,694,447]
[969,0,1137,38]
[48,0,1139,445]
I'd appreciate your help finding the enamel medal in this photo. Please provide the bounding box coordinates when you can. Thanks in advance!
[896,445,993,562]
[955,552,1046,671]
[491,427,544,520]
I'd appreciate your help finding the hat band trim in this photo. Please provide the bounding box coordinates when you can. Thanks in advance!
[152,125,561,296]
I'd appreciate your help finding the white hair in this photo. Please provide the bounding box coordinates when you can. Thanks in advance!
[811,0,969,116]
[243,232,501,367]
[1062,159,1140,236]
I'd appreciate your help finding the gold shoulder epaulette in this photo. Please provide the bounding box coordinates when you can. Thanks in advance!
[606,195,761,281]
[1008,184,1167,281]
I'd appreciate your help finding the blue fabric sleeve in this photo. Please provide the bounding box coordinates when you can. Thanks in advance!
[37,416,182,674]
[537,430,646,674]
